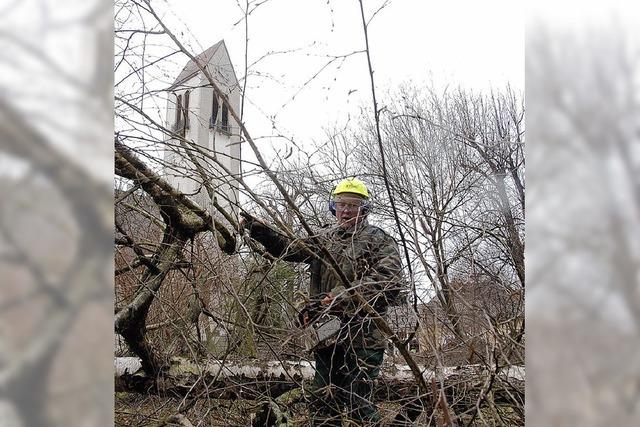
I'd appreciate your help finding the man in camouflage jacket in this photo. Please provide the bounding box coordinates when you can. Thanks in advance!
[241,178,404,426]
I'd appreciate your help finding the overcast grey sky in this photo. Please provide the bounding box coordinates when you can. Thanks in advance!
[158,0,523,156]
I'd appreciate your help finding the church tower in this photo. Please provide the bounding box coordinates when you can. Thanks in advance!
[164,40,241,218]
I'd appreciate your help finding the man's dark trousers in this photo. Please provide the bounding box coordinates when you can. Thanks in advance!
[309,344,384,426]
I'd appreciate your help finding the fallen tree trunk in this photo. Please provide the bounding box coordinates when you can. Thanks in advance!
[115,356,524,407]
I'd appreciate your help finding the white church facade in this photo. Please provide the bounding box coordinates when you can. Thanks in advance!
[164,40,241,218]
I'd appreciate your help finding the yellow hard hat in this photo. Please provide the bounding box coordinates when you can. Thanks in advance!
[332,177,369,199]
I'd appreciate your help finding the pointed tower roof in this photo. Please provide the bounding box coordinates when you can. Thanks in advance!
[170,40,225,90]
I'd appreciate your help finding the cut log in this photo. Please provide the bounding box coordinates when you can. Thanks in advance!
[115,356,524,407]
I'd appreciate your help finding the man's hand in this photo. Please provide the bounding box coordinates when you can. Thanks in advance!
[302,311,310,327]
[321,291,348,316]
[297,296,327,327]
[298,304,316,327]
[321,292,335,306]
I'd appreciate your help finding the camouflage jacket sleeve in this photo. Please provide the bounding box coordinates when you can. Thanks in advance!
[331,229,405,315]
[247,221,314,263]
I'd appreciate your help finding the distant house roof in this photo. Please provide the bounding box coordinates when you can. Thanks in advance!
[420,279,523,325]
[169,40,225,90]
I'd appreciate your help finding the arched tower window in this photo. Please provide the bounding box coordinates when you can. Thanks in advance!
[221,96,229,132]
[183,90,190,130]
[175,94,182,126]
[210,93,219,128]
